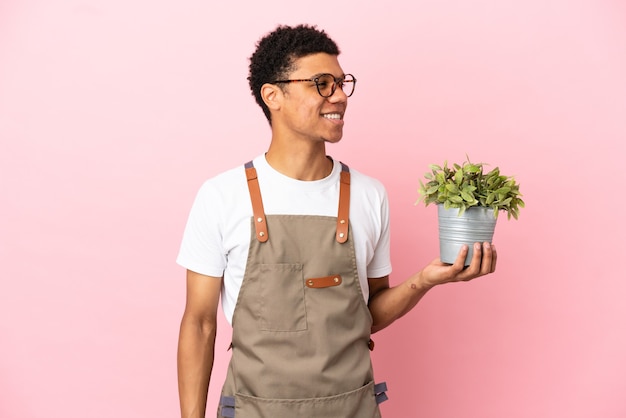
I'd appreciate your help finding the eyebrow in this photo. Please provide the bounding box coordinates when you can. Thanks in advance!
[310,73,346,79]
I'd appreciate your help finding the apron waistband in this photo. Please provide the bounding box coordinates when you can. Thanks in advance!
[219,382,388,416]
[374,381,389,404]
[219,395,235,417]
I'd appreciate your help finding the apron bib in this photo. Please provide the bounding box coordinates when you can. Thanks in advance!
[218,161,388,418]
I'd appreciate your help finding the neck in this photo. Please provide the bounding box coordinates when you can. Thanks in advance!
[265,141,333,181]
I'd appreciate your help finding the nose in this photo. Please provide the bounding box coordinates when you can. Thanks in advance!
[328,84,348,103]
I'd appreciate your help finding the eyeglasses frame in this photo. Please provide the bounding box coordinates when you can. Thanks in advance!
[271,73,356,98]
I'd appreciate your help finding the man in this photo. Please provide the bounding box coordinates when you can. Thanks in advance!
[177,24,496,418]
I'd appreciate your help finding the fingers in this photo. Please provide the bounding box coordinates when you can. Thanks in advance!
[452,244,470,269]
[479,242,493,275]
[450,244,480,281]
[458,242,496,281]
[429,242,497,286]
[489,244,497,273]
[459,243,484,280]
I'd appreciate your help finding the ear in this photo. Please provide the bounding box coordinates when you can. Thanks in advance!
[261,83,282,112]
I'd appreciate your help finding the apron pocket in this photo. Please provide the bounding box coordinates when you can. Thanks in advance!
[248,263,307,332]
[232,380,381,418]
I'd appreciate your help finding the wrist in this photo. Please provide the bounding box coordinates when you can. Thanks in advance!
[407,271,434,292]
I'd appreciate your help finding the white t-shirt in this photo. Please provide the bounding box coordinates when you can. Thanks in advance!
[177,154,392,324]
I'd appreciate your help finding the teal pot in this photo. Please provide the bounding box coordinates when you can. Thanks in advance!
[438,205,497,266]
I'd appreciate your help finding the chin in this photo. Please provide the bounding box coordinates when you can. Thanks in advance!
[323,132,344,144]
[324,137,343,144]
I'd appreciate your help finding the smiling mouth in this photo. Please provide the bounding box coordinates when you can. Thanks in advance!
[322,113,342,120]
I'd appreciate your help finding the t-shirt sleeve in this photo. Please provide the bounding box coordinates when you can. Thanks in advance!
[176,181,227,277]
[366,185,392,279]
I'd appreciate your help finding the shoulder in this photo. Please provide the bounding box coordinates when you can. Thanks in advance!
[349,166,386,189]
[191,162,253,211]
[343,163,388,202]
[198,164,247,195]
[189,162,252,222]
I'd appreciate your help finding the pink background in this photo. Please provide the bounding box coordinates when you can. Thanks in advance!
[2,1,625,417]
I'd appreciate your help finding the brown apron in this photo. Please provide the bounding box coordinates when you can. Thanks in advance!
[217,161,388,418]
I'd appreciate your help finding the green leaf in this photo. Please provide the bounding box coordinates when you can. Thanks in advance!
[454,170,463,185]
[417,157,524,219]
[460,190,474,202]
[465,164,482,173]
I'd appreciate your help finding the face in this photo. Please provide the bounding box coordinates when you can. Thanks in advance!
[274,53,350,145]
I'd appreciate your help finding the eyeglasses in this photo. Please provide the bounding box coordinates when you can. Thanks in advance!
[272,73,356,98]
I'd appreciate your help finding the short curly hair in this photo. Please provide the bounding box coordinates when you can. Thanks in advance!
[248,24,340,124]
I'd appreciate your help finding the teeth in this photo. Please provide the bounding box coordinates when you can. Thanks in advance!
[323,113,341,120]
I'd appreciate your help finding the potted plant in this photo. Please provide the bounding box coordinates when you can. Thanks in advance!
[416,157,524,265]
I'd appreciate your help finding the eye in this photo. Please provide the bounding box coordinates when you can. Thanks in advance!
[316,79,330,87]
[316,74,335,87]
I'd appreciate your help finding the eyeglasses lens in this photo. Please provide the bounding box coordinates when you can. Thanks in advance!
[316,74,336,97]
[315,74,355,97]
[342,75,355,97]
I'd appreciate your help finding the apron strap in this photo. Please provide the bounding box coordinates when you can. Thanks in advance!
[336,162,350,243]
[245,161,269,242]
[244,160,351,244]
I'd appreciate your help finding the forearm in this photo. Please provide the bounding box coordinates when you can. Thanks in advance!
[177,317,217,418]
[368,243,497,333]
[369,271,433,334]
